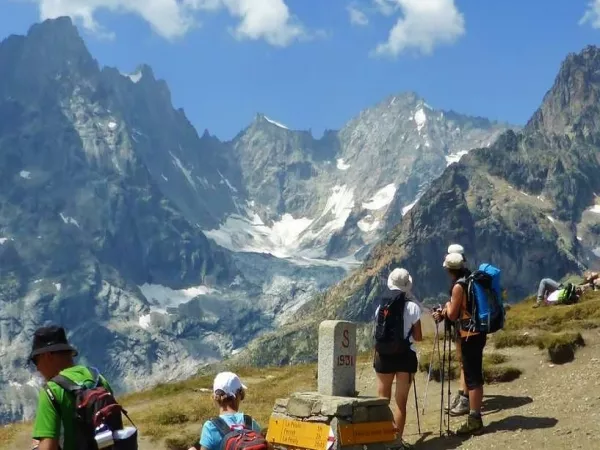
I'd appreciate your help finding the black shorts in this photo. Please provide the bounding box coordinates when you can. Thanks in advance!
[461,333,487,389]
[373,349,418,374]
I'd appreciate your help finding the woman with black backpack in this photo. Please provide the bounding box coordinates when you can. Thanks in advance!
[373,268,423,450]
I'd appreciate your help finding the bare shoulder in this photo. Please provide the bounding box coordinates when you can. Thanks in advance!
[452,283,465,296]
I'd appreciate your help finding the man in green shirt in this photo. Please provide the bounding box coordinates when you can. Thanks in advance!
[30,325,113,450]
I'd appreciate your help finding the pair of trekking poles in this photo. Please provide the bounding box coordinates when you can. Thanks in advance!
[417,318,453,437]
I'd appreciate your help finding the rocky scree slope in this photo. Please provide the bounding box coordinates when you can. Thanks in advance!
[232,46,600,367]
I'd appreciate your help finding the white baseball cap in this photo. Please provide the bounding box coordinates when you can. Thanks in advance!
[213,372,247,397]
[443,252,465,270]
[387,268,413,292]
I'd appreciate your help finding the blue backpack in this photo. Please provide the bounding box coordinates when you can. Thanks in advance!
[458,263,505,334]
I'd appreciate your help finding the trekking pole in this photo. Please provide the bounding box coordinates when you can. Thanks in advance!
[446,324,452,436]
[439,324,447,437]
[413,374,421,435]
[422,323,439,415]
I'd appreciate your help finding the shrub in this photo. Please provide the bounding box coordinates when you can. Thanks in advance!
[165,431,200,450]
[493,332,534,349]
[156,411,189,426]
[483,366,522,383]
[535,332,585,350]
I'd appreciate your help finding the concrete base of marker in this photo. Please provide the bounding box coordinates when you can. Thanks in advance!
[266,392,396,450]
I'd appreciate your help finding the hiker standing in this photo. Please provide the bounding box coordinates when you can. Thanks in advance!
[373,268,423,450]
[30,325,135,450]
[444,244,470,416]
[189,372,265,450]
[433,253,486,435]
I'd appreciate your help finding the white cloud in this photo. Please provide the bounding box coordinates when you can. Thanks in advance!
[580,0,600,28]
[347,4,369,26]
[373,0,398,16]
[373,0,465,57]
[222,0,305,46]
[34,0,307,46]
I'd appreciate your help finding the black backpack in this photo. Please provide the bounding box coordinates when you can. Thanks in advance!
[373,290,412,355]
[44,367,138,450]
[210,415,267,450]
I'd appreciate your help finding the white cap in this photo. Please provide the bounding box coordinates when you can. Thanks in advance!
[213,372,247,397]
[387,268,413,292]
[447,244,465,255]
[443,253,465,270]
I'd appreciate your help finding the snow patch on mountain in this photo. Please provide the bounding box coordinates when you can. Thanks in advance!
[139,314,152,329]
[446,150,469,165]
[414,108,427,132]
[204,213,312,259]
[362,183,397,210]
[357,215,381,233]
[170,151,197,191]
[336,158,351,170]
[402,199,419,216]
[218,170,238,193]
[204,185,355,260]
[128,71,142,83]
[59,213,79,228]
[264,116,289,130]
[139,283,215,314]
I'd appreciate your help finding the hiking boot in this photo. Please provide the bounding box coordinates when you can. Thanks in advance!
[445,392,461,411]
[533,301,542,308]
[449,395,470,416]
[456,414,484,436]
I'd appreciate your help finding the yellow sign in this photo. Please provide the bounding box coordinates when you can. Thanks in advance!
[266,417,331,450]
[338,421,397,445]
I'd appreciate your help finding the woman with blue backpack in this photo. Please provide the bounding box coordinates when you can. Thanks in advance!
[433,252,486,436]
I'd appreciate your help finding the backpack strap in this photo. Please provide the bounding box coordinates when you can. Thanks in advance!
[210,417,232,437]
[243,414,253,430]
[50,374,84,393]
[44,384,61,415]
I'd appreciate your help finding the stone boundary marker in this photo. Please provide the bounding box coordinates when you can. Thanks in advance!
[266,320,397,450]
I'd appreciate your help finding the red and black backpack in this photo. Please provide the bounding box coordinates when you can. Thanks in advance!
[210,415,267,450]
[44,367,138,450]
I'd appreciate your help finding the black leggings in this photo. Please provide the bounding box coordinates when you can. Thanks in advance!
[461,333,487,390]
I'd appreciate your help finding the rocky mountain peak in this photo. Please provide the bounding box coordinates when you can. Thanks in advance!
[250,113,292,132]
[526,45,600,137]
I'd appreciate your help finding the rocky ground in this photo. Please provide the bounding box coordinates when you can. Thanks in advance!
[359,327,600,449]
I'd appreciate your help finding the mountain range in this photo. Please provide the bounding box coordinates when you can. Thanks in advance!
[3,17,598,422]
[232,45,600,367]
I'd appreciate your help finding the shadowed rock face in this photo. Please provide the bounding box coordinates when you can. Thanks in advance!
[0,17,247,422]
[237,46,600,367]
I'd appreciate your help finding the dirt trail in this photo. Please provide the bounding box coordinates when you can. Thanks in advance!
[356,329,600,449]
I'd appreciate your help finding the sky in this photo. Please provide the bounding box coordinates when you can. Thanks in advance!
[1,0,600,140]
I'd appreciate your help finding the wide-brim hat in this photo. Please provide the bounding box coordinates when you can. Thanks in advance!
[29,326,78,362]
[443,252,465,270]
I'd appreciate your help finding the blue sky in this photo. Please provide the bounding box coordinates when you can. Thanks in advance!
[1,0,600,140]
